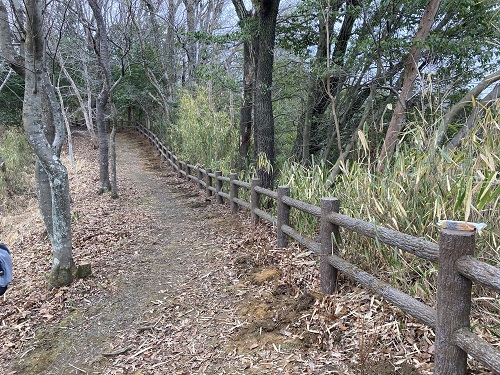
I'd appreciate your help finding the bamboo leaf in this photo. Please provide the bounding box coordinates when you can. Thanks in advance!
[465,176,473,221]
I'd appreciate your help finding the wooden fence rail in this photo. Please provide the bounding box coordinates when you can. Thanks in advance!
[132,121,499,374]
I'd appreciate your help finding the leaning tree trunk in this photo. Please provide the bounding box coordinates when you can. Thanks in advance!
[445,81,500,150]
[253,0,280,189]
[295,0,357,163]
[24,0,74,287]
[377,0,441,172]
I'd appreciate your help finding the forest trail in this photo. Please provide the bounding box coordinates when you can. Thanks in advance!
[4,133,258,374]
[2,132,428,375]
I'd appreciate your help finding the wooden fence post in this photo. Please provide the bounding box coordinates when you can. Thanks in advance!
[229,173,238,214]
[277,186,291,248]
[177,160,182,178]
[320,198,340,294]
[206,168,212,197]
[215,171,223,204]
[186,162,191,182]
[197,167,203,189]
[251,178,261,224]
[435,228,475,375]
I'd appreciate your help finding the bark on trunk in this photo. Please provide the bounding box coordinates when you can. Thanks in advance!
[253,0,280,189]
[0,0,25,78]
[96,92,110,193]
[232,0,255,170]
[89,0,113,193]
[109,103,118,199]
[182,0,197,84]
[35,159,53,238]
[238,26,256,170]
[23,0,74,287]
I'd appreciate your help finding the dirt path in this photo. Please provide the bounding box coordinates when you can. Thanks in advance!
[3,132,459,375]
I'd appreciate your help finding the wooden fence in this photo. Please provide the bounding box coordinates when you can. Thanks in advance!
[131,121,499,374]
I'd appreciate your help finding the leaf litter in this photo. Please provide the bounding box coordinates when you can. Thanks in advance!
[0,131,497,374]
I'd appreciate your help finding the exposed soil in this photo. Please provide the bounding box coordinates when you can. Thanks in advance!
[0,131,495,374]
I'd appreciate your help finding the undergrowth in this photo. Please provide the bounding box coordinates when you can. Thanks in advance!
[0,127,34,210]
[278,108,499,308]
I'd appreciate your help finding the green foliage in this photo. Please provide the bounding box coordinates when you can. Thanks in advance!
[168,88,237,172]
[276,2,317,57]
[427,0,500,81]
[185,30,243,46]
[0,128,34,200]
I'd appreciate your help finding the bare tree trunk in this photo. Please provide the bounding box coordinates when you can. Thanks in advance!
[166,0,177,103]
[324,0,343,163]
[95,89,110,193]
[232,0,255,170]
[56,77,74,167]
[301,89,314,164]
[88,0,113,194]
[239,41,256,169]
[35,159,53,238]
[0,1,25,78]
[23,0,74,287]
[377,0,441,172]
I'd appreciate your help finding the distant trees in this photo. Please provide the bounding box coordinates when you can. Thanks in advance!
[2,0,497,182]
